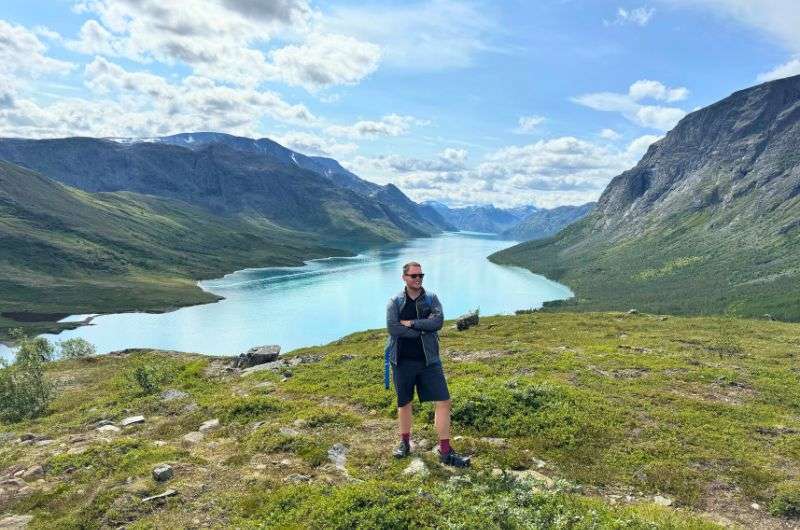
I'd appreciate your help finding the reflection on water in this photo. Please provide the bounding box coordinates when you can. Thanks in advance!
[0,232,572,360]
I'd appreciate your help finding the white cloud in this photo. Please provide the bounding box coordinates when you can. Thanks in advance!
[515,115,546,134]
[348,135,652,208]
[64,0,382,91]
[606,6,655,26]
[659,0,800,52]
[0,19,74,77]
[271,131,358,157]
[628,79,689,101]
[599,128,621,140]
[0,57,319,139]
[268,33,381,91]
[326,114,425,139]
[321,0,501,72]
[757,56,800,82]
[573,79,688,131]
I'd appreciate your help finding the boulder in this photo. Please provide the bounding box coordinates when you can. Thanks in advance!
[456,310,479,331]
[182,432,204,445]
[97,425,121,434]
[285,473,311,483]
[152,465,173,482]
[21,466,44,480]
[653,495,673,507]
[198,419,219,432]
[234,345,280,368]
[120,415,145,427]
[327,443,348,470]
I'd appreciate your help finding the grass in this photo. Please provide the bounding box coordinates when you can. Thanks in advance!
[1,312,799,528]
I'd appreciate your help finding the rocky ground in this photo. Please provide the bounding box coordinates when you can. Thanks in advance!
[1,311,799,529]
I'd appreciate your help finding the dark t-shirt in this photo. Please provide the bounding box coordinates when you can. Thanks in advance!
[397,292,426,362]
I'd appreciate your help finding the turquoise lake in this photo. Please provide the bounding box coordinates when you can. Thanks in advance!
[0,232,572,360]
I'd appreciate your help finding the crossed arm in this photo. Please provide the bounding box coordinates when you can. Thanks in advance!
[386,295,444,338]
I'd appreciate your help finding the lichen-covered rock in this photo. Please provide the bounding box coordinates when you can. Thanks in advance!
[456,310,479,331]
[234,345,280,368]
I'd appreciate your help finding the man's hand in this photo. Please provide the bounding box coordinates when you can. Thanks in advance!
[400,320,413,327]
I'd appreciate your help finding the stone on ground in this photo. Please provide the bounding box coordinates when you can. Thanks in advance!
[403,458,429,477]
[182,431,204,445]
[0,514,34,529]
[152,464,174,482]
[120,415,145,427]
[198,419,220,432]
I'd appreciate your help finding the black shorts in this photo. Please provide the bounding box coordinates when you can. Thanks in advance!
[392,360,450,407]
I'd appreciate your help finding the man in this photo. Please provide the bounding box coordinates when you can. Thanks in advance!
[384,261,470,467]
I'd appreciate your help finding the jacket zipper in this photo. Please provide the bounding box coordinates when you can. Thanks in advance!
[416,298,431,365]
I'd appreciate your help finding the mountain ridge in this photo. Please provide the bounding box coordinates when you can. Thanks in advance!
[490,74,800,320]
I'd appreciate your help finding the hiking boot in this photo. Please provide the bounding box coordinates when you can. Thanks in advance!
[392,441,411,459]
[439,449,471,467]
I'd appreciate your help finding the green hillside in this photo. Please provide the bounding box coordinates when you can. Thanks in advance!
[2,312,799,528]
[0,161,343,339]
[491,75,800,321]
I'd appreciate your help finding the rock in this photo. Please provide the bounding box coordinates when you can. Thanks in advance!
[479,437,507,446]
[327,443,348,470]
[751,502,761,510]
[456,310,479,331]
[198,419,220,432]
[339,354,354,361]
[97,425,121,434]
[491,468,556,488]
[120,415,145,427]
[160,389,189,401]
[19,433,35,442]
[653,495,673,507]
[21,466,44,480]
[141,489,177,502]
[0,478,26,488]
[0,514,34,529]
[92,419,113,428]
[33,439,53,446]
[292,419,308,428]
[234,345,281,369]
[152,465,173,482]
[182,432,204,445]
[279,427,300,437]
[627,309,639,315]
[416,439,431,451]
[255,381,275,390]
[403,458,429,477]
[285,473,311,483]
[763,314,774,321]
[658,316,669,321]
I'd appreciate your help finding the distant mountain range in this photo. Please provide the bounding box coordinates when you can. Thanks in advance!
[425,201,594,239]
[492,74,800,320]
[0,132,452,248]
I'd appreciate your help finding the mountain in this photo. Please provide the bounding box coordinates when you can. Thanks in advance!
[423,202,537,233]
[0,134,449,247]
[491,74,800,320]
[501,202,596,240]
[155,132,454,232]
[0,160,339,334]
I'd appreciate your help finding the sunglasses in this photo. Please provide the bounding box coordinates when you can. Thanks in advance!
[405,273,425,279]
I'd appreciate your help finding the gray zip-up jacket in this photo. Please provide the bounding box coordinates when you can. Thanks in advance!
[385,288,443,367]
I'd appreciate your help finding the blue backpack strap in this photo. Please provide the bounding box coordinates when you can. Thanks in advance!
[384,296,404,390]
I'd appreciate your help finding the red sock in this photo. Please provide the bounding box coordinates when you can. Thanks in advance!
[401,433,410,445]
[440,438,451,454]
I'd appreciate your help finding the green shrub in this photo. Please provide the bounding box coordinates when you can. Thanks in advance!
[124,362,174,396]
[770,481,800,517]
[10,328,55,363]
[0,352,54,423]
[216,396,282,423]
[59,337,96,359]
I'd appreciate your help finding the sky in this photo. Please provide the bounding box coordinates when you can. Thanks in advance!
[1,1,799,208]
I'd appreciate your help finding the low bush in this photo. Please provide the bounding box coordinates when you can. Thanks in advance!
[59,337,97,359]
[770,481,800,517]
[0,330,55,422]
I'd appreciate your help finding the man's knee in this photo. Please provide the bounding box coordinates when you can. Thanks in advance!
[435,399,451,409]
[398,402,413,411]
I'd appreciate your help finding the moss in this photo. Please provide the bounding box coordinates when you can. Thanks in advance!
[770,481,800,517]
